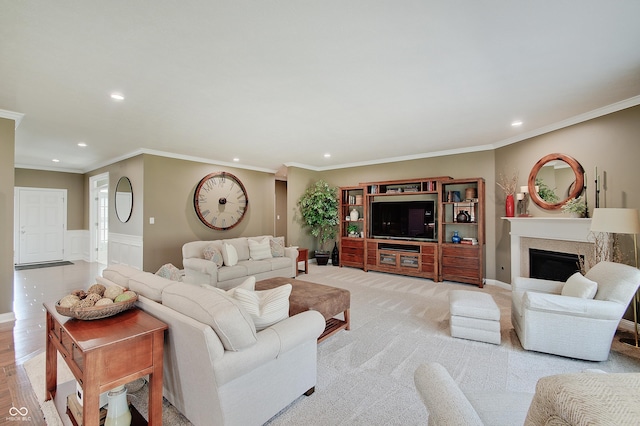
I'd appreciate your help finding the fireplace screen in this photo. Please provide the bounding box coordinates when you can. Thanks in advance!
[529,248,582,281]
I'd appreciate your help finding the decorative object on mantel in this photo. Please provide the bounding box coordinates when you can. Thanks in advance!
[528,153,585,211]
[590,208,640,348]
[561,195,587,218]
[497,169,518,217]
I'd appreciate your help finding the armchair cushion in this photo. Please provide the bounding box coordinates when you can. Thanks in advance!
[561,272,597,299]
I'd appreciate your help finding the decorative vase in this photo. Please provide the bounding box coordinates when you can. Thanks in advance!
[331,242,339,266]
[350,209,359,221]
[505,194,515,217]
[456,211,471,223]
[315,251,330,266]
[451,231,461,244]
[105,385,131,426]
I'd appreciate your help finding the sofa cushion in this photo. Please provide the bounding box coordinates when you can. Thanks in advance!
[249,237,272,260]
[270,236,285,257]
[162,282,257,351]
[233,284,292,331]
[561,272,598,299]
[202,276,256,298]
[203,244,224,268]
[129,271,175,302]
[265,256,292,271]
[102,264,143,287]
[222,243,239,266]
[218,264,249,282]
[241,260,272,275]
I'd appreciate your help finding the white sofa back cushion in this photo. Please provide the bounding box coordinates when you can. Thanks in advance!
[249,237,273,260]
[163,282,257,351]
[129,271,176,302]
[102,264,143,287]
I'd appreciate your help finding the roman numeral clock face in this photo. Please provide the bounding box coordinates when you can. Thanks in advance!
[194,172,249,230]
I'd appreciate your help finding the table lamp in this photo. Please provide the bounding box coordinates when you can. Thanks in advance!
[590,208,640,347]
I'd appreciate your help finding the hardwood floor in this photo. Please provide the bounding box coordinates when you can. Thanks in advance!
[1,261,104,425]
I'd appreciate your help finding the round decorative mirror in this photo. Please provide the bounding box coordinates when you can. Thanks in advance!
[528,153,584,210]
[115,177,133,222]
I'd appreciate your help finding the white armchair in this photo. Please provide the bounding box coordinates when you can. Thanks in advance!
[511,261,640,361]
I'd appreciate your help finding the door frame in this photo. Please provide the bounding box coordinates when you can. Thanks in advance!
[89,173,109,263]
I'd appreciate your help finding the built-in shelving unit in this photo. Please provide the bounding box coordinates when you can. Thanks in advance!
[339,176,485,287]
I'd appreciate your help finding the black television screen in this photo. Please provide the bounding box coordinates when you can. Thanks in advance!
[370,200,436,241]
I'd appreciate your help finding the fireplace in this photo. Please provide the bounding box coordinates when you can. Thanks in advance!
[529,248,582,281]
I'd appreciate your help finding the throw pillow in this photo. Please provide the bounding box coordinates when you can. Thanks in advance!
[155,263,183,281]
[203,245,224,268]
[248,237,273,260]
[201,276,256,298]
[222,243,238,266]
[561,272,598,299]
[233,284,292,331]
[270,236,285,257]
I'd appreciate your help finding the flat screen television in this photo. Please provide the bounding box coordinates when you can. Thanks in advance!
[370,200,436,241]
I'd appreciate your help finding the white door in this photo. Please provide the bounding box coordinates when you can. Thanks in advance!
[97,186,109,264]
[16,188,66,264]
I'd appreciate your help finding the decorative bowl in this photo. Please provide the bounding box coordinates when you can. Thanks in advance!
[55,295,138,320]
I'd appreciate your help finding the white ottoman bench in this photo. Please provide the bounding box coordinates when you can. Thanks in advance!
[449,289,501,345]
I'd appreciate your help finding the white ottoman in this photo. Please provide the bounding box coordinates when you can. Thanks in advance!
[449,289,501,345]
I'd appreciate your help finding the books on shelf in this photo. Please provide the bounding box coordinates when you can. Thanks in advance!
[460,237,478,245]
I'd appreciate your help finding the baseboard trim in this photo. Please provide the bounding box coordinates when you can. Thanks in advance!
[0,311,16,324]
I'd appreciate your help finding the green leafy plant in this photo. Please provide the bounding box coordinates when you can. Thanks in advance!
[535,178,559,203]
[347,224,359,235]
[561,195,586,216]
[297,180,339,252]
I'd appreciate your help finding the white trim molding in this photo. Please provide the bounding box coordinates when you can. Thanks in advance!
[108,233,143,270]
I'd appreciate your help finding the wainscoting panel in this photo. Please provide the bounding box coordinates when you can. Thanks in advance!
[108,233,143,270]
[65,230,89,261]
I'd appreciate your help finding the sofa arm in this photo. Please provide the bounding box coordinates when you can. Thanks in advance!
[183,258,218,285]
[268,310,325,353]
[523,292,623,320]
[284,246,299,261]
[513,276,564,294]
[414,363,483,426]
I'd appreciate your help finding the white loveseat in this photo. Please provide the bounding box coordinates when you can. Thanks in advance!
[182,236,298,290]
[98,264,325,426]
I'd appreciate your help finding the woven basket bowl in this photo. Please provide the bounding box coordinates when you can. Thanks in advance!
[55,295,138,320]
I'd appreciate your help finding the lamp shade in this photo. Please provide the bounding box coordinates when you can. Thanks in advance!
[590,208,640,234]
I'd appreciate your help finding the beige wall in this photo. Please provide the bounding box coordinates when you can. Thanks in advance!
[495,105,640,283]
[15,169,86,230]
[142,155,277,272]
[0,118,15,316]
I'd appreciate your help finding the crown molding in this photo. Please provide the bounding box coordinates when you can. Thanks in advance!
[0,109,25,129]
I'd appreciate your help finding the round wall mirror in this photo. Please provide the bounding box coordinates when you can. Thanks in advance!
[115,176,133,222]
[528,153,584,210]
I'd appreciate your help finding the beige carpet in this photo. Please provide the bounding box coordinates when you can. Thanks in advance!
[26,264,640,425]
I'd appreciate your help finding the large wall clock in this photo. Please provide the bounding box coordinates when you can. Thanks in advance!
[193,172,249,230]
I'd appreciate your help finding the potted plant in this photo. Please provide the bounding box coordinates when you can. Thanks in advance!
[561,195,586,218]
[297,180,339,265]
[347,224,359,237]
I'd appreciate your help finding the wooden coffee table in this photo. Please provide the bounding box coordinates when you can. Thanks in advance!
[256,277,350,342]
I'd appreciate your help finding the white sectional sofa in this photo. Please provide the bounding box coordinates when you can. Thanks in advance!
[182,236,298,290]
[99,264,325,426]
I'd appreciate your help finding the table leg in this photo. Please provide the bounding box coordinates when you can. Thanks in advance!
[148,330,165,425]
[344,309,351,330]
[45,312,57,401]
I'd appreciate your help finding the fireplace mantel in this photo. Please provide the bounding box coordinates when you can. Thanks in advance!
[504,217,592,281]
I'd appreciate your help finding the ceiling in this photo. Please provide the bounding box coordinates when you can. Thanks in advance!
[2,1,640,175]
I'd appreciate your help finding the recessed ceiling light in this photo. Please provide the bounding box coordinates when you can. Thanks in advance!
[324,153,331,158]
[52,159,60,163]
[511,121,523,127]
[110,93,125,101]
[233,158,240,162]
[77,142,87,147]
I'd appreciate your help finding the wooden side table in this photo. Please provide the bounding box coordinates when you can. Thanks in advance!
[296,248,309,275]
[44,303,168,426]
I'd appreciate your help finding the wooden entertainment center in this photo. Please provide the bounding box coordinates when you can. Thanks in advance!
[339,176,485,287]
